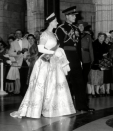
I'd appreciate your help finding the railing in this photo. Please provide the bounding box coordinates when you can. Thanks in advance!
[0,62,8,95]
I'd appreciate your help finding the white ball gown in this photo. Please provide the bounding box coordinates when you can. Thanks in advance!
[10,31,76,118]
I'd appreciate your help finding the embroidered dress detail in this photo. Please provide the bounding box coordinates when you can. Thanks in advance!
[10,32,75,118]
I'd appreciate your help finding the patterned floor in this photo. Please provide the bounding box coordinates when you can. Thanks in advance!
[0,94,113,131]
[106,118,113,128]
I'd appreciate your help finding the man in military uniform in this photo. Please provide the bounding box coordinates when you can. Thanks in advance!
[77,20,94,87]
[55,6,95,112]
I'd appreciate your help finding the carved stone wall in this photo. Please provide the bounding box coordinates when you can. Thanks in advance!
[93,0,113,37]
[0,0,26,40]
[26,0,44,34]
[0,0,44,41]
[1,0,113,40]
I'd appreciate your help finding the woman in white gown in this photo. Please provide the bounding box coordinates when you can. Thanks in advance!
[10,13,76,118]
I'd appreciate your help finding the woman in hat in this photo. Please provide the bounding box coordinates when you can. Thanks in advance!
[10,12,76,118]
[101,32,112,96]
[88,32,107,97]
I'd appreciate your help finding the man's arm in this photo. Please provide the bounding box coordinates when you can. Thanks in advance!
[55,27,65,48]
[88,35,94,63]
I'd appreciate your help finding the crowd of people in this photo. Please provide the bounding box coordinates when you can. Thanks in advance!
[0,29,40,96]
[0,5,113,119]
[77,21,113,98]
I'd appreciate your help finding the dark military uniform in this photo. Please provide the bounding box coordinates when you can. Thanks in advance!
[56,22,89,110]
[80,31,94,85]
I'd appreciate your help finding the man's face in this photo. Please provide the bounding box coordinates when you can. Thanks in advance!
[15,31,22,39]
[66,14,76,23]
[78,24,84,32]
[98,35,105,43]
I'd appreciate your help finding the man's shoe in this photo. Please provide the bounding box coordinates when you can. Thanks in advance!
[78,108,95,112]
[87,108,95,112]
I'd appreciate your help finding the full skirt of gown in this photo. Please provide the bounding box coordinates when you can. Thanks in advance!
[10,48,76,118]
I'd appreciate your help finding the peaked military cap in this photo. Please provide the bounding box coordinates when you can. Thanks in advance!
[77,20,88,27]
[62,6,78,15]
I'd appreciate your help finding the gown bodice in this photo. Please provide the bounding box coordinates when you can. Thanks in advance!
[40,31,57,50]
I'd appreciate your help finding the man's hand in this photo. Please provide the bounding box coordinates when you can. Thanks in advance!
[6,60,12,65]
[103,53,107,57]
[3,54,9,58]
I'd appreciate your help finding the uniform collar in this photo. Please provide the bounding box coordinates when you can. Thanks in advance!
[65,21,72,26]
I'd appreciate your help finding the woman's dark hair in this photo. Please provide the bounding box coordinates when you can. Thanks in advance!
[0,40,7,48]
[40,28,46,34]
[97,32,106,39]
[45,13,56,29]
[8,36,15,41]
[27,34,35,40]
[7,36,15,49]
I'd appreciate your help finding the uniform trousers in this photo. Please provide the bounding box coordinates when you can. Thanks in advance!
[65,50,89,110]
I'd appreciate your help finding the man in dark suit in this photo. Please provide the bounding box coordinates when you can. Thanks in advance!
[55,6,95,112]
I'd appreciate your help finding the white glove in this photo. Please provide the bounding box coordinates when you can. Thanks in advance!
[54,50,62,57]
[6,60,12,65]
[3,54,9,58]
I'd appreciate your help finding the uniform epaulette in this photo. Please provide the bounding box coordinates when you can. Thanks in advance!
[59,23,69,29]
[58,23,64,28]
[58,24,68,35]
[73,24,78,28]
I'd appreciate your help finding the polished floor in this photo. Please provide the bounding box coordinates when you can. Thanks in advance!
[0,94,113,131]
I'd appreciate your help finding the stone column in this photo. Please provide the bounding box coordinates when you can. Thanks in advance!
[0,0,25,41]
[93,0,113,37]
[26,0,44,34]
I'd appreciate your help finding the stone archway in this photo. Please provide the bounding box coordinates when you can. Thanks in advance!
[26,0,44,34]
